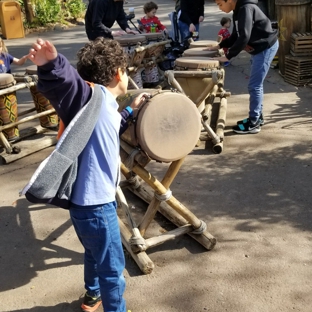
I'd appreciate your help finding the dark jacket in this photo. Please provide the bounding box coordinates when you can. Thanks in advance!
[85,0,130,40]
[219,0,278,60]
[178,0,204,26]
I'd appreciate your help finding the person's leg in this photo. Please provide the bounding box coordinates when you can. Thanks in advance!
[248,40,279,123]
[70,201,126,312]
[178,20,190,42]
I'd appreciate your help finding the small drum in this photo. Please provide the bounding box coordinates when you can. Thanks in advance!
[0,74,19,141]
[117,90,201,162]
[115,34,147,67]
[189,40,219,49]
[26,65,58,129]
[174,57,220,106]
[142,63,159,84]
[128,68,144,89]
[183,47,219,58]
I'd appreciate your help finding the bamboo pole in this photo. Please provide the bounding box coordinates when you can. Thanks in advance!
[129,184,216,250]
[139,158,185,236]
[0,81,36,95]
[118,217,155,274]
[212,97,227,154]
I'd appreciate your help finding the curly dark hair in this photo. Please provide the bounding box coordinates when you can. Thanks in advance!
[143,1,158,14]
[76,38,127,86]
[220,17,231,26]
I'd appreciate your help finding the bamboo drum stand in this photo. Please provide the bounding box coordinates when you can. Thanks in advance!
[117,141,216,274]
[165,69,231,154]
[0,75,57,163]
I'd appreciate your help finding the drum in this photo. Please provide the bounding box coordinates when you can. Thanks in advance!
[128,68,144,89]
[189,40,219,49]
[142,63,159,85]
[115,34,147,67]
[0,74,19,141]
[174,57,220,106]
[26,65,58,129]
[117,89,201,162]
[143,32,166,58]
[183,47,219,58]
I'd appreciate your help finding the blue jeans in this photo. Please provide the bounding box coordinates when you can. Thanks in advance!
[70,201,126,312]
[248,40,279,123]
[178,20,199,42]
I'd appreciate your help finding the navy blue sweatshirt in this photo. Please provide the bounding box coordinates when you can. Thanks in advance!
[219,0,278,60]
[85,0,130,40]
[36,54,131,134]
[178,0,205,26]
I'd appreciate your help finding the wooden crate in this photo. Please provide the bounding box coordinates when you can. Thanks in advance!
[290,33,312,56]
[284,55,312,86]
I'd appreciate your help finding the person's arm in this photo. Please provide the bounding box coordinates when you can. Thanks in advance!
[115,2,130,31]
[119,93,150,135]
[91,0,114,39]
[12,55,28,66]
[224,7,253,59]
[154,17,166,31]
[199,0,204,22]
[28,39,92,126]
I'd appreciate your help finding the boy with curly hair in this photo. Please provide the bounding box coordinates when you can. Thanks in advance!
[27,37,147,312]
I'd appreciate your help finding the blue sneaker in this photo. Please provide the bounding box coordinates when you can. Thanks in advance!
[223,61,230,67]
[237,114,264,126]
[232,119,261,134]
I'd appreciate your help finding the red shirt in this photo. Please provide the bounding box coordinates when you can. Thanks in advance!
[218,28,231,53]
[140,16,166,33]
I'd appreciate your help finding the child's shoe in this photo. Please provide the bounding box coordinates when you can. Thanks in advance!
[81,292,102,312]
[223,61,230,67]
[232,118,261,134]
[236,114,264,126]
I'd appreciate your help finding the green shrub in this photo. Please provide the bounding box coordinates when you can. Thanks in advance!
[33,0,62,25]
[64,0,86,19]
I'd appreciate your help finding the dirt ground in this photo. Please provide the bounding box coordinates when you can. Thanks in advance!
[1,1,312,311]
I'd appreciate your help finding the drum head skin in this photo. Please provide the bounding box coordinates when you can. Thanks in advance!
[175,56,219,69]
[183,47,218,57]
[26,65,38,75]
[135,91,201,162]
[0,73,16,89]
[115,34,146,46]
[189,40,219,48]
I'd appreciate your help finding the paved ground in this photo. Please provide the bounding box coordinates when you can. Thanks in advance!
[1,1,312,311]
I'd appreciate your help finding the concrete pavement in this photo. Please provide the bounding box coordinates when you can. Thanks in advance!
[1,1,312,311]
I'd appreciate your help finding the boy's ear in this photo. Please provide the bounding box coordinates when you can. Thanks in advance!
[116,68,122,81]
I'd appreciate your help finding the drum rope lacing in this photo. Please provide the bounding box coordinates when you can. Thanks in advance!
[154,189,172,202]
[192,220,207,234]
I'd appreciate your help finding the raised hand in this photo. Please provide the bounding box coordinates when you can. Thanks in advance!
[28,38,58,66]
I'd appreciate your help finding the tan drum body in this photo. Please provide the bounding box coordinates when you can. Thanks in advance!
[144,32,166,58]
[115,34,146,67]
[117,90,201,162]
[183,47,218,58]
[26,65,58,129]
[189,40,219,49]
[0,73,19,141]
[174,57,220,104]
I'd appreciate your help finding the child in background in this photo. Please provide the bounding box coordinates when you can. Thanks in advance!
[218,17,231,66]
[206,0,278,134]
[0,38,28,73]
[139,1,167,33]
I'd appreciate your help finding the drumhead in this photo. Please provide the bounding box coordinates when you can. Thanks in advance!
[183,47,218,57]
[115,34,146,46]
[26,65,38,75]
[144,32,165,42]
[0,73,16,89]
[189,40,219,48]
[175,57,219,69]
[135,91,201,162]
